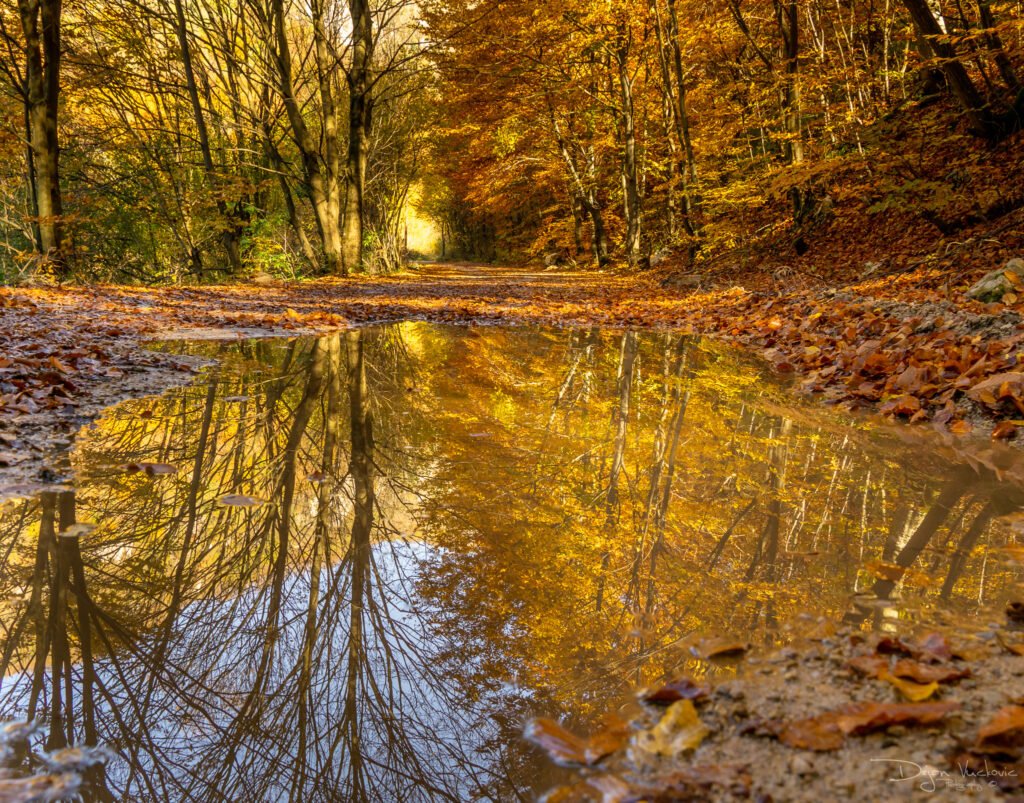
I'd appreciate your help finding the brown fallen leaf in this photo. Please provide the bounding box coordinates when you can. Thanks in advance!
[993,421,1019,440]
[640,678,709,706]
[875,635,916,657]
[891,659,970,684]
[916,632,954,662]
[625,764,753,801]
[837,701,960,735]
[777,701,960,751]
[977,706,1024,752]
[523,717,627,767]
[693,638,749,661]
[848,654,889,677]
[778,711,845,751]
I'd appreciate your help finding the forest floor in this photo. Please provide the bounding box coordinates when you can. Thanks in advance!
[2,255,1024,493]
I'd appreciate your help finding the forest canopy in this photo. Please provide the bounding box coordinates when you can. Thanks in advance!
[0,0,1021,282]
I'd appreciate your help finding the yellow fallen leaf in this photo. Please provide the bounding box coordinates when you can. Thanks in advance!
[881,670,938,702]
[631,699,708,757]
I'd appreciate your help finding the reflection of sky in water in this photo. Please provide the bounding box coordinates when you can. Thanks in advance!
[0,323,1022,800]
[1,541,515,801]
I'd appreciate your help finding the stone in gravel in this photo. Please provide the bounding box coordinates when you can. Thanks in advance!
[966,258,1024,302]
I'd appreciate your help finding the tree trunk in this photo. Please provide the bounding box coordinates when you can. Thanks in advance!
[171,0,242,274]
[342,0,373,274]
[902,0,996,136]
[18,0,64,273]
[267,0,344,274]
[616,33,642,266]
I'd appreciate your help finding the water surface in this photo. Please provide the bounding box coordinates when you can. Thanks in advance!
[1,323,1022,800]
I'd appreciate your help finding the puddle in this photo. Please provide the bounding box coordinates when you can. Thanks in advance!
[1,323,1023,799]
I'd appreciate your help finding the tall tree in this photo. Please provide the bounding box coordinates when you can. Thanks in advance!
[17,0,62,271]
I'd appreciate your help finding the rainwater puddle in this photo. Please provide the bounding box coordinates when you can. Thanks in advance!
[1,323,1022,800]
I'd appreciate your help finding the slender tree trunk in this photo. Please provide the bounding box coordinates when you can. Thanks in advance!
[18,0,64,272]
[616,33,642,265]
[342,0,373,274]
[266,0,344,274]
[171,0,242,274]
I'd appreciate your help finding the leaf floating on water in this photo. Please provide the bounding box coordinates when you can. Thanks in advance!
[59,523,95,539]
[523,717,626,767]
[976,706,1024,751]
[538,775,630,803]
[631,699,708,757]
[640,677,709,706]
[0,772,82,803]
[121,462,177,476]
[43,744,111,770]
[218,494,264,508]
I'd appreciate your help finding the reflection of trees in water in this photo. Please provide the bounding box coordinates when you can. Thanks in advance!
[2,325,1024,798]
[0,331,520,801]
[411,327,1024,713]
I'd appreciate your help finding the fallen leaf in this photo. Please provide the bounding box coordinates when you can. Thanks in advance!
[880,670,938,702]
[848,654,889,677]
[836,701,959,735]
[994,421,1019,440]
[977,706,1024,751]
[631,699,708,757]
[59,523,96,539]
[121,462,177,476]
[778,711,845,751]
[640,678,709,706]
[218,493,264,507]
[693,638,749,661]
[890,659,970,684]
[523,717,626,767]
[777,701,959,751]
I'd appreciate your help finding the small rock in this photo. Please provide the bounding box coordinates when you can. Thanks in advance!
[789,754,814,776]
[660,273,703,290]
[650,247,672,268]
[966,258,1024,302]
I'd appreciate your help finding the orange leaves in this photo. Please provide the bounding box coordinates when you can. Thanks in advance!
[977,706,1024,751]
[523,717,627,767]
[776,702,961,751]
[968,373,1024,416]
[640,677,710,706]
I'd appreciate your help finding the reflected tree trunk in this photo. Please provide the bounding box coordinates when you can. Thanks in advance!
[596,331,638,611]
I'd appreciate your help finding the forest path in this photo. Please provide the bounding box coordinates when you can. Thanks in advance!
[0,258,1022,495]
